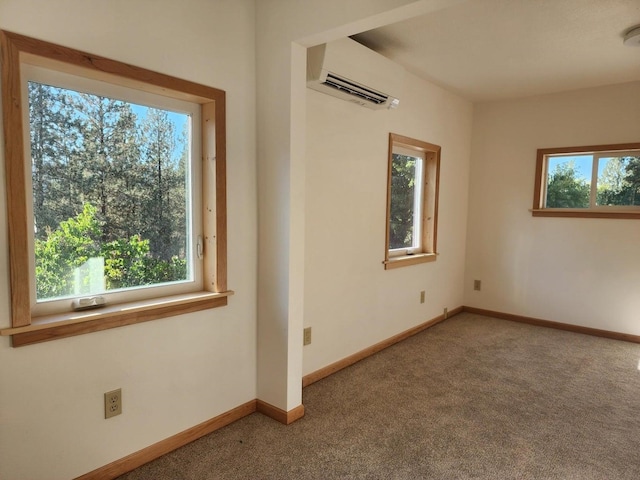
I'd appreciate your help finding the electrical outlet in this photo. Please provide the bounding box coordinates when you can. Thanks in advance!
[303,327,312,346]
[420,290,425,304]
[444,307,448,319]
[474,280,482,291]
[104,388,122,419]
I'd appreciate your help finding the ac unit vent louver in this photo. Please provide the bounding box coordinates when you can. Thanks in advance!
[322,73,388,105]
[307,38,403,110]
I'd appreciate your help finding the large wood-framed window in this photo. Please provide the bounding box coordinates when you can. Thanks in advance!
[384,133,440,269]
[532,143,640,219]
[0,31,231,346]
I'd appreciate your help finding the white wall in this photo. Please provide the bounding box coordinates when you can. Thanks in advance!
[0,1,257,479]
[0,0,471,477]
[5,0,633,476]
[254,0,464,410]
[303,71,473,375]
[464,81,640,335]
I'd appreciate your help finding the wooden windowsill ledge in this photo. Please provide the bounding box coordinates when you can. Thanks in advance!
[0,290,234,347]
[383,253,437,270]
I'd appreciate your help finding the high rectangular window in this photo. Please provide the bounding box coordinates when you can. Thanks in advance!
[533,143,640,218]
[384,134,440,269]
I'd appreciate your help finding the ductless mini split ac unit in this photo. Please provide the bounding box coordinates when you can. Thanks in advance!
[306,37,403,110]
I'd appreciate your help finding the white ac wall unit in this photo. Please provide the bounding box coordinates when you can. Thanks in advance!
[307,37,403,110]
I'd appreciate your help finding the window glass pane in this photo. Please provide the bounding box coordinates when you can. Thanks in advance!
[596,156,640,206]
[545,155,592,208]
[389,153,420,250]
[28,81,192,302]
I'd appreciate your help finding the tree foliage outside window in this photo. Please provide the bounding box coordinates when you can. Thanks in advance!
[34,203,187,299]
[384,134,439,269]
[596,156,640,206]
[544,153,640,209]
[29,81,190,301]
[389,154,418,249]
[546,162,590,208]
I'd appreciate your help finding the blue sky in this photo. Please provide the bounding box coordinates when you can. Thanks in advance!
[548,154,610,183]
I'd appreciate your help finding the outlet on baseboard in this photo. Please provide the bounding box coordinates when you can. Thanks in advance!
[420,290,425,304]
[303,327,312,346]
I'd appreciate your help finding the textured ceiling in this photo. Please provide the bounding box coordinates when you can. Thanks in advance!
[352,0,640,102]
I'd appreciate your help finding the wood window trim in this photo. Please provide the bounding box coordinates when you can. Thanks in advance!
[383,253,437,269]
[0,30,230,346]
[533,142,640,219]
[384,133,440,270]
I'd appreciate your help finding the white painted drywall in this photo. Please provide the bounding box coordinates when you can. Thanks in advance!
[464,81,640,334]
[303,69,473,376]
[0,1,257,479]
[254,0,465,410]
[0,0,471,476]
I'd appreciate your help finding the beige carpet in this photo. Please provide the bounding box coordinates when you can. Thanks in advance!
[118,313,640,479]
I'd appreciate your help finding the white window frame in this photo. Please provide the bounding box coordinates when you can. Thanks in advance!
[388,145,425,257]
[23,65,204,317]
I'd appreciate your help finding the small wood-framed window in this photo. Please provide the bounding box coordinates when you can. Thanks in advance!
[532,143,640,219]
[0,30,231,346]
[384,133,440,270]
